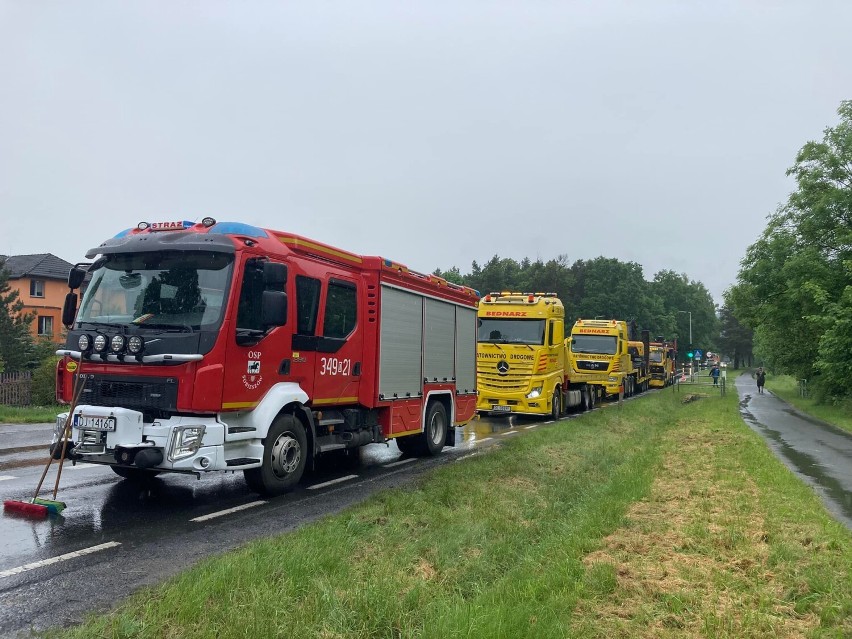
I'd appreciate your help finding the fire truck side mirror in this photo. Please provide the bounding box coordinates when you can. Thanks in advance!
[263,262,287,288]
[62,292,79,328]
[261,290,287,328]
[68,265,87,290]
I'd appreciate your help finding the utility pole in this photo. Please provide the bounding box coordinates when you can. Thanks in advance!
[678,310,693,379]
[678,310,692,345]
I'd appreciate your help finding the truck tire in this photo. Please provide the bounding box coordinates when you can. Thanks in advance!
[396,401,448,456]
[244,413,307,496]
[111,466,160,481]
[423,401,448,455]
[394,433,422,456]
[551,388,561,421]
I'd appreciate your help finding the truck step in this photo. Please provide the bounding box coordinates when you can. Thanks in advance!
[225,457,260,466]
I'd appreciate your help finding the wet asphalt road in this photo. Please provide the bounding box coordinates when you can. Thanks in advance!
[0,409,597,638]
[2,384,850,637]
[736,374,852,529]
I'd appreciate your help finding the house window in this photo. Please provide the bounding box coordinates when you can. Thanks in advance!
[30,280,45,298]
[38,316,54,337]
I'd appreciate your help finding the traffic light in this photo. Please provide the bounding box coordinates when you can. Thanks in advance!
[686,351,694,359]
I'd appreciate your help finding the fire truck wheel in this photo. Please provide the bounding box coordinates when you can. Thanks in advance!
[244,414,307,495]
[423,401,448,455]
[111,466,160,481]
[395,433,422,456]
[550,389,561,420]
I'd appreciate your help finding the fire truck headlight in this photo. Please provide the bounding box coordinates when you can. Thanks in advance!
[608,376,618,382]
[526,386,542,399]
[110,335,126,353]
[78,334,92,351]
[169,426,206,461]
[93,334,108,352]
[127,335,145,354]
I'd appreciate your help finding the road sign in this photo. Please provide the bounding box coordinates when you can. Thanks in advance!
[694,349,703,359]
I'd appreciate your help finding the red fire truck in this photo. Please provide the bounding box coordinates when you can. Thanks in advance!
[54,218,479,495]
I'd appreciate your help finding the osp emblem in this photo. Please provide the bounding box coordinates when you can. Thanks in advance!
[496,360,510,375]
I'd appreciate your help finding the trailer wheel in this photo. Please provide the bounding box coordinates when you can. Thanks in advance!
[423,401,448,455]
[111,466,160,481]
[244,413,307,496]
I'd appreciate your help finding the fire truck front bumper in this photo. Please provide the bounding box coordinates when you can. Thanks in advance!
[54,406,234,474]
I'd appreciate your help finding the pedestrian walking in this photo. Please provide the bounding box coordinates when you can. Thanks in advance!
[710,364,720,385]
[756,367,766,394]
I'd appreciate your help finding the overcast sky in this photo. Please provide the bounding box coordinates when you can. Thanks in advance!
[1,1,849,304]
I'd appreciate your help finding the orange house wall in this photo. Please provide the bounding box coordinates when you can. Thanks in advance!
[8,277,67,343]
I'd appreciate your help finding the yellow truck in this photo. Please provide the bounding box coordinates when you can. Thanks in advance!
[476,292,598,418]
[568,318,651,398]
[649,339,677,388]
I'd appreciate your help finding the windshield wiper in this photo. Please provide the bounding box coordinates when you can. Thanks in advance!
[134,322,194,333]
[79,321,125,330]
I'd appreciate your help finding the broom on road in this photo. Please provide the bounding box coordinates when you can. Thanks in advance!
[3,368,86,518]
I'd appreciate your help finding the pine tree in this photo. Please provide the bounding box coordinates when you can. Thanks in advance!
[0,259,36,372]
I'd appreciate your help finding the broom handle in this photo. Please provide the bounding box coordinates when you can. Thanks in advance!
[33,369,84,500]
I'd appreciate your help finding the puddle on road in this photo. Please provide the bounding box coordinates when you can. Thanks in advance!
[739,395,852,528]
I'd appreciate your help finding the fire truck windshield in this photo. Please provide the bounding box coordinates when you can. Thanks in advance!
[478,318,545,345]
[649,350,664,363]
[77,251,234,330]
[570,334,618,355]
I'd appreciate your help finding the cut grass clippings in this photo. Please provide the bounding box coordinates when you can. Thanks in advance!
[49,388,852,639]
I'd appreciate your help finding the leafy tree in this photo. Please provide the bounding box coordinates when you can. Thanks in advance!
[649,269,718,358]
[433,266,464,285]
[567,257,662,332]
[734,101,852,400]
[0,259,36,373]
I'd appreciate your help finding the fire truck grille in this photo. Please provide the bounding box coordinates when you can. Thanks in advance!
[78,374,179,415]
[576,360,609,372]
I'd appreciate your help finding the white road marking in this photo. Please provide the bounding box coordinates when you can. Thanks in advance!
[0,475,16,482]
[0,541,121,579]
[525,425,538,430]
[503,431,519,436]
[190,501,267,522]
[476,437,493,444]
[543,420,555,424]
[383,458,416,469]
[308,474,358,490]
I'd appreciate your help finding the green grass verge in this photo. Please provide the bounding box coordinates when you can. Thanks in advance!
[765,374,852,434]
[0,404,61,424]
[48,389,852,639]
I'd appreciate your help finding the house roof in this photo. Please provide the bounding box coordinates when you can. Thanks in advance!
[0,254,74,280]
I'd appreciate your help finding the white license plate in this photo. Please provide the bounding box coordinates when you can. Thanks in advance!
[73,415,117,431]
[492,405,511,412]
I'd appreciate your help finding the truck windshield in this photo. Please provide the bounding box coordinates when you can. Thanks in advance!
[77,251,234,330]
[649,350,664,363]
[570,334,617,355]
[478,318,545,345]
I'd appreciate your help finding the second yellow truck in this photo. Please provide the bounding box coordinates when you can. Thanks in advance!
[567,318,651,398]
